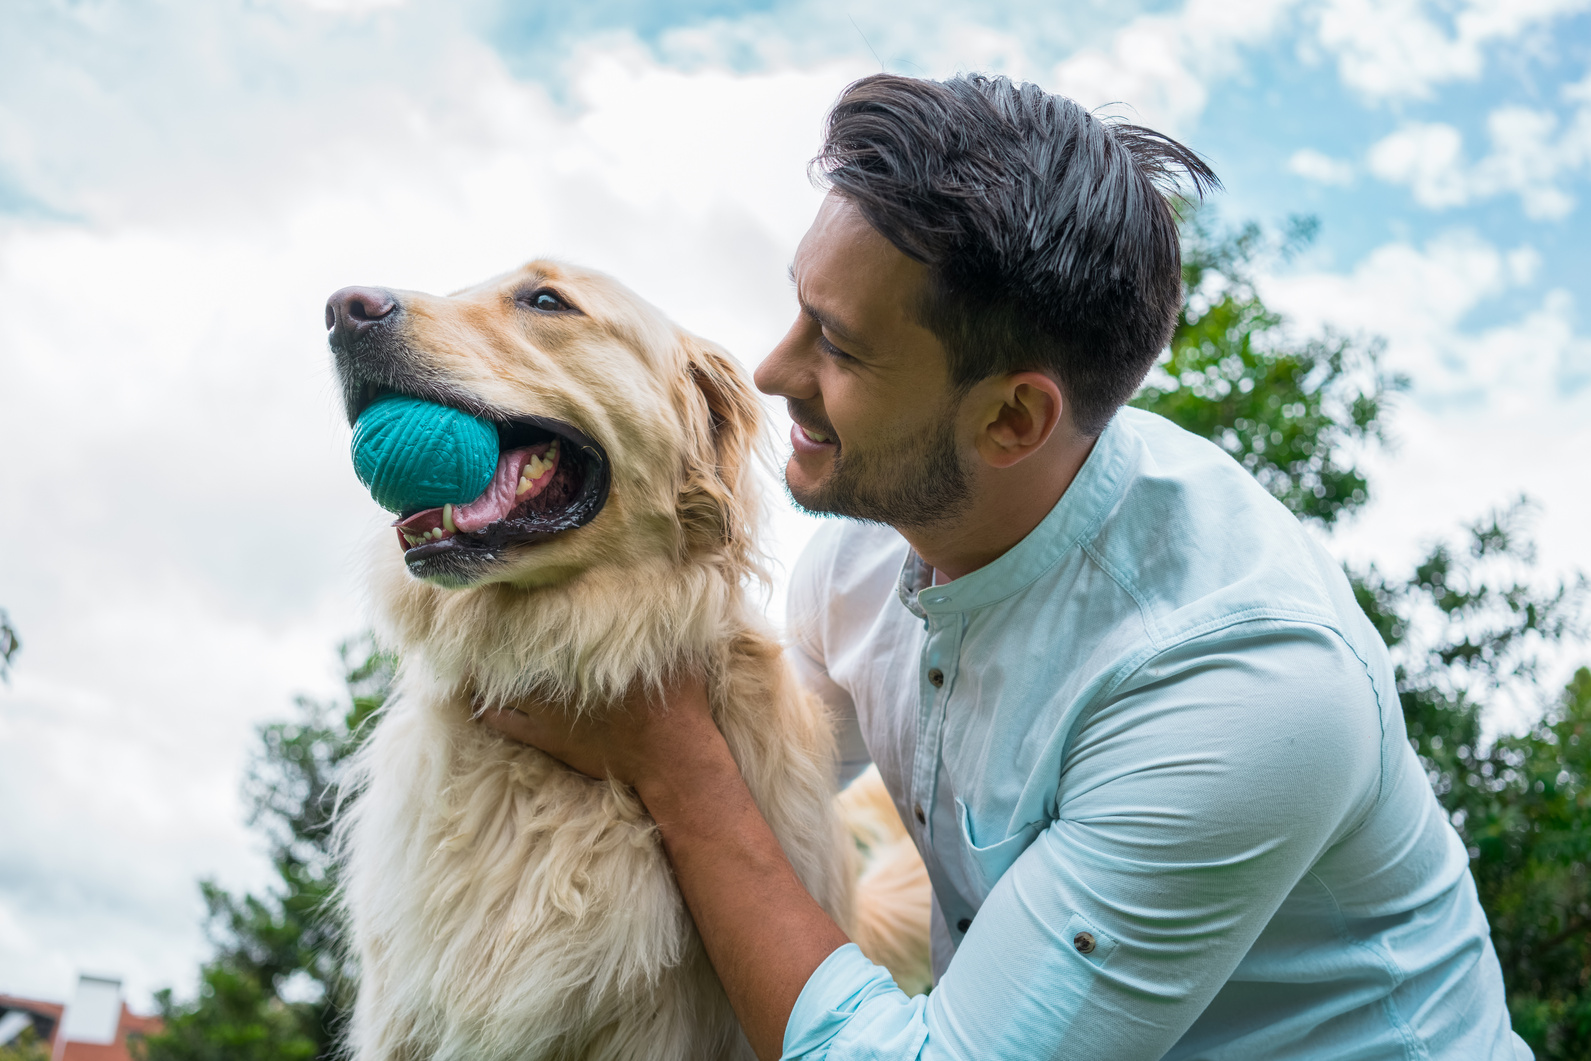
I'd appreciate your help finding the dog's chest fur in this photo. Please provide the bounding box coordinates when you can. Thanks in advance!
[338,566,850,1061]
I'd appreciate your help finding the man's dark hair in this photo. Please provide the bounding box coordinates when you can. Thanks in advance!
[813,73,1218,436]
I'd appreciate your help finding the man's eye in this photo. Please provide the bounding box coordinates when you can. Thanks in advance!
[818,334,853,361]
[520,289,576,313]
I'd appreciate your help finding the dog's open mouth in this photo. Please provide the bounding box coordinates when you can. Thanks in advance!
[352,390,612,575]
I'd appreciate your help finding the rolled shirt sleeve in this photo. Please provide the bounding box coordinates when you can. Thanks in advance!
[785,621,1385,1060]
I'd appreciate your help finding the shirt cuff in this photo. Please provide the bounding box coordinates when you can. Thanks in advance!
[782,943,927,1060]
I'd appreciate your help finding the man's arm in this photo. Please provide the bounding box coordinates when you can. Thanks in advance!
[487,620,1382,1060]
[481,678,848,1061]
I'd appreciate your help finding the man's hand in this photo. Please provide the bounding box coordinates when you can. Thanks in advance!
[477,669,716,792]
[477,668,850,1061]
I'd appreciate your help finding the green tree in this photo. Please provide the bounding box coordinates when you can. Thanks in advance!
[0,608,19,683]
[137,636,394,1061]
[1353,506,1590,1059]
[1133,213,1404,525]
[0,1027,49,1061]
[1145,216,1591,1059]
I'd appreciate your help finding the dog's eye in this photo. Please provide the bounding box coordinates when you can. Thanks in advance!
[520,288,576,314]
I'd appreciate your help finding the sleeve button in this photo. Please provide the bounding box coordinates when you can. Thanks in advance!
[913,803,926,824]
[1073,931,1096,955]
[927,668,945,687]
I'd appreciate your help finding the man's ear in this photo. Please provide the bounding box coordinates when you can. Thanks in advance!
[677,333,764,567]
[972,371,1065,469]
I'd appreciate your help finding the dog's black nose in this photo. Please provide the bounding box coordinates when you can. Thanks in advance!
[326,286,398,345]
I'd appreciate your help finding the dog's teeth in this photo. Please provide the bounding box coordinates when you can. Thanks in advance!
[513,447,561,498]
[442,504,456,533]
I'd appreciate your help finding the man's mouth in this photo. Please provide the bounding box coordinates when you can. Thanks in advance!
[791,420,837,453]
[799,424,833,443]
[349,386,611,573]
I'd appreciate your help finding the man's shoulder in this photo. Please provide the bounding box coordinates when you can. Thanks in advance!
[793,520,909,591]
[1101,409,1352,631]
[787,520,911,631]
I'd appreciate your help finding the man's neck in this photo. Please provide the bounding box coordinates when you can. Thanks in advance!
[904,431,1097,583]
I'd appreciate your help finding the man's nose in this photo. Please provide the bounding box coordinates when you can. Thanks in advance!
[325,286,398,346]
[755,316,818,398]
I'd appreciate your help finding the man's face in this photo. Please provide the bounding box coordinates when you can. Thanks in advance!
[755,194,973,528]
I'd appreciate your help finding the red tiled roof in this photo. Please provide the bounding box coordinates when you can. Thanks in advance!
[0,993,63,1021]
[0,994,162,1061]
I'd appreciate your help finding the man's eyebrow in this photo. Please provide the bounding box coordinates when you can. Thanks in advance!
[787,262,868,351]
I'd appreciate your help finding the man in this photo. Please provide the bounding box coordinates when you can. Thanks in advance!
[485,74,1529,1059]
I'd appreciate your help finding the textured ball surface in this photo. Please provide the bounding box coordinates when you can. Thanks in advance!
[351,395,499,513]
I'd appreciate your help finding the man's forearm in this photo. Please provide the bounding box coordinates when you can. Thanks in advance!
[637,729,851,1061]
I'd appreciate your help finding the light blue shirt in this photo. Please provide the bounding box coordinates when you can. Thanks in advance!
[784,407,1528,1060]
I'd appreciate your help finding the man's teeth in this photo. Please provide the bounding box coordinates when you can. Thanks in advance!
[516,440,560,496]
[806,426,832,443]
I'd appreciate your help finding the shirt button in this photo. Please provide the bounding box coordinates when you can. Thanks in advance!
[928,668,945,687]
[1073,931,1097,955]
[913,803,926,824]
[957,917,972,933]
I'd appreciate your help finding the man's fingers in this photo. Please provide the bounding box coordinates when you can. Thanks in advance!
[479,706,548,746]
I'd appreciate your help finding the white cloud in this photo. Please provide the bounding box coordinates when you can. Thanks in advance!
[1288,147,1356,185]
[1367,121,1472,207]
[1263,231,1570,395]
[1050,0,1298,134]
[0,16,862,1008]
[1368,77,1591,219]
[1262,232,1591,598]
[1506,244,1544,285]
[1312,0,1591,101]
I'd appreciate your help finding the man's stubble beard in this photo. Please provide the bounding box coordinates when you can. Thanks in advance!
[785,410,974,530]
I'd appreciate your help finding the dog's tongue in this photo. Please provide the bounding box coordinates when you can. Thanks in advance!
[451,446,537,532]
[395,441,557,538]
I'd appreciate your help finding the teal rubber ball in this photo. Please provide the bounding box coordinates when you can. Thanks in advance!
[351,395,499,514]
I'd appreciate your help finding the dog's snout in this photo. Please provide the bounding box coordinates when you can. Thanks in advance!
[326,286,398,345]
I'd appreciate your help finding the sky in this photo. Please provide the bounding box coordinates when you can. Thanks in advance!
[1,0,1588,1013]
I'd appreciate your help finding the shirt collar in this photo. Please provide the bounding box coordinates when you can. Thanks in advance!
[895,411,1136,618]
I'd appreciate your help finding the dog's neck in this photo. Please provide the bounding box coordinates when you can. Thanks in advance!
[374,548,756,712]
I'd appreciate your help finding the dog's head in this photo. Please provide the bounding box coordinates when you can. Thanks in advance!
[327,260,762,591]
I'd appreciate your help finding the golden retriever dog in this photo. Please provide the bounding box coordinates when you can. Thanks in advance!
[325,262,928,1061]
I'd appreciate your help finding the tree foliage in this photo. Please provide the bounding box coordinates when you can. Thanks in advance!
[137,637,394,1061]
[1353,506,1591,1058]
[0,1027,49,1061]
[0,608,19,683]
[1133,214,1404,525]
[1148,216,1591,1059]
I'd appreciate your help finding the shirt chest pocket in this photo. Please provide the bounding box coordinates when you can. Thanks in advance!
[952,796,1046,898]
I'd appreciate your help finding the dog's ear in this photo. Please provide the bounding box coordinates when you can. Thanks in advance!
[677,334,764,571]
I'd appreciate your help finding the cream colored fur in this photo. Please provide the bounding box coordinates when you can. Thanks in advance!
[838,766,933,999]
[335,261,927,1061]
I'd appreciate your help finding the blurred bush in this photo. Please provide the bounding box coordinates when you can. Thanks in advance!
[136,638,393,1061]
